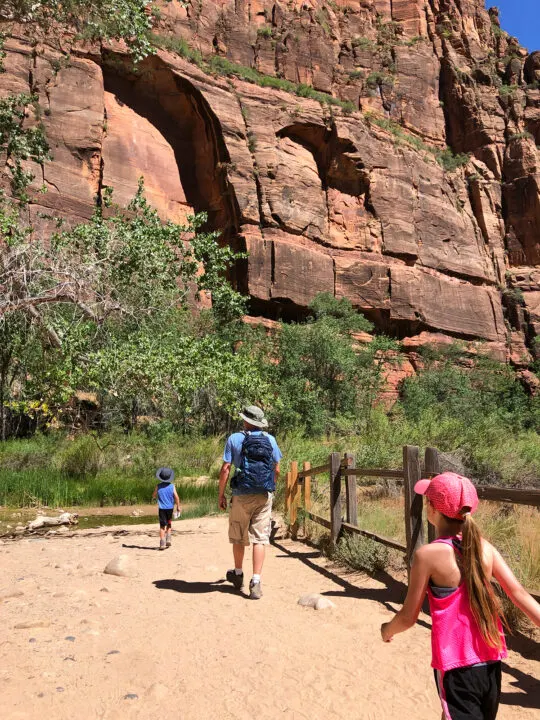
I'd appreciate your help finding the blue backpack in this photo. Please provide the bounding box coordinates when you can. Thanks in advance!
[231,431,275,494]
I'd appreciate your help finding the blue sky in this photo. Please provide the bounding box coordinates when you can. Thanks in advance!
[485,1,540,52]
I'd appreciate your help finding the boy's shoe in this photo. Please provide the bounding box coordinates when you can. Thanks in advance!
[249,579,262,600]
[166,535,172,548]
[159,539,166,551]
[226,570,244,590]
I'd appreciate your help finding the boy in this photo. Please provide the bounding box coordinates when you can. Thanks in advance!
[152,467,181,550]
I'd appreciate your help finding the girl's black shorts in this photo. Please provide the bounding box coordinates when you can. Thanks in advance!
[434,661,501,720]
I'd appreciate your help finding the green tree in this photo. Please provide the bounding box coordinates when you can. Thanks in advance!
[0,94,50,198]
[271,294,393,435]
[1,0,173,63]
[0,182,249,433]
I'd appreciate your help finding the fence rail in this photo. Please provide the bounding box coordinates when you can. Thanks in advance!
[285,444,540,601]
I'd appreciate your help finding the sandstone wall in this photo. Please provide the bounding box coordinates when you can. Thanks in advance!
[1,0,539,360]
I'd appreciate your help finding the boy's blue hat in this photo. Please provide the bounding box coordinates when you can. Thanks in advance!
[156,467,175,483]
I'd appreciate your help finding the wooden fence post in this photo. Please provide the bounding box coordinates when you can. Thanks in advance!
[330,452,342,545]
[424,447,440,543]
[285,470,292,517]
[303,461,311,514]
[403,445,423,570]
[344,452,358,526]
[290,461,299,539]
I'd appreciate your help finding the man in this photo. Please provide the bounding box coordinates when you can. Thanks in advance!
[219,405,282,599]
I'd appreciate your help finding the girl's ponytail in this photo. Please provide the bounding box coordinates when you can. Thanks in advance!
[461,512,504,649]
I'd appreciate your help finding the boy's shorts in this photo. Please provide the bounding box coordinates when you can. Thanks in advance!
[434,661,501,720]
[158,508,173,528]
[228,493,273,546]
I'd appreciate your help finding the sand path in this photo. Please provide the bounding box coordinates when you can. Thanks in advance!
[1,515,538,719]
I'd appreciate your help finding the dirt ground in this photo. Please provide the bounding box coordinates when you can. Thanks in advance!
[1,515,538,720]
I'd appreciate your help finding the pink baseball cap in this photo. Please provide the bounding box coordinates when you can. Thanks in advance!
[414,472,479,520]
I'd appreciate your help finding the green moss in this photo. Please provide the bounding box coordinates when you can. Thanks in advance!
[352,36,375,51]
[364,113,469,170]
[151,34,355,113]
[499,83,519,97]
[256,26,273,39]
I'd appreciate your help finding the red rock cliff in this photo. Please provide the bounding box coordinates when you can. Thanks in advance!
[1,1,539,359]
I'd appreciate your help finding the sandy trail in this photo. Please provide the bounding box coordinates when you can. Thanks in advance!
[1,516,538,720]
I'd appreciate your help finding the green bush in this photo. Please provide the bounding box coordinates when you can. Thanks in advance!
[334,533,389,573]
[57,436,102,478]
[256,26,273,39]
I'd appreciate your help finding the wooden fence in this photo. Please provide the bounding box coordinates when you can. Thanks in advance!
[284,445,540,599]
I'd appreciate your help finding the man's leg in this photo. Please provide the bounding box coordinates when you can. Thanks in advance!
[226,497,249,589]
[247,494,272,599]
[252,543,265,575]
[233,542,245,570]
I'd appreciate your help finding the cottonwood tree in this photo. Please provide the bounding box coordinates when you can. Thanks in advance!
[0,181,252,433]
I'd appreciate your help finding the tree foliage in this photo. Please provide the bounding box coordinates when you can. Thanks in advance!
[0,180,254,434]
[0,0,172,62]
[0,94,50,198]
[268,294,397,436]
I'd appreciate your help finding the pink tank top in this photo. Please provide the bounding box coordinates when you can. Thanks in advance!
[427,536,507,671]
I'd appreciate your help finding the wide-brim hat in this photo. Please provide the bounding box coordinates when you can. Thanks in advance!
[156,467,175,483]
[414,472,478,520]
[239,405,268,428]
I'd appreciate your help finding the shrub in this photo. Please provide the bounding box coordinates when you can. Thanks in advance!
[352,36,375,51]
[57,435,102,478]
[257,26,273,39]
[334,533,389,573]
[366,71,394,88]
[508,131,534,142]
[436,148,470,172]
[499,84,519,97]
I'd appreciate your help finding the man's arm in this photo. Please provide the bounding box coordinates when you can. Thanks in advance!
[274,463,280,484]
[152,486,157,501]
[219,462,231,510]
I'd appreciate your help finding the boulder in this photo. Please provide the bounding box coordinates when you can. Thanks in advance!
[103,555,135,578]
[298,593,336,611]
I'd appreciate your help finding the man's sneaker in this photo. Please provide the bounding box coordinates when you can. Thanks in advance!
[249,579,262,600]
[166,535,172,548]
[226,570,244,590]
[159,539,166,551]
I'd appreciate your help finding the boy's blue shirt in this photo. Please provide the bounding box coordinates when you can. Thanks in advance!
[156,482,175,509]
[223,431,282,469]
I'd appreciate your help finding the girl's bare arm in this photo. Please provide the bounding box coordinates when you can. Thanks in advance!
[491,546,540,626]
[381,545,431,641]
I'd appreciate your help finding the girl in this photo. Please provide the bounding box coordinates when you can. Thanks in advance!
[380,472,540,720]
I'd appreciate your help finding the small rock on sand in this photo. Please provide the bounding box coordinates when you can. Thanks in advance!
[14,620,51,629]
[297,593,336,611]
[103,555,134,578]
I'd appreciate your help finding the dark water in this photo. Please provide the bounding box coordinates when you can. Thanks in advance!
[76,514,158,530]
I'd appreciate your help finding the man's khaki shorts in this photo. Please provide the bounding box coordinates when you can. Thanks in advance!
[229,493,273,546]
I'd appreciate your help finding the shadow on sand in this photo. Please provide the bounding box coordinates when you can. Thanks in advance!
[271,536,539,710]
[153,578,243,596]
[270,536,432,629]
